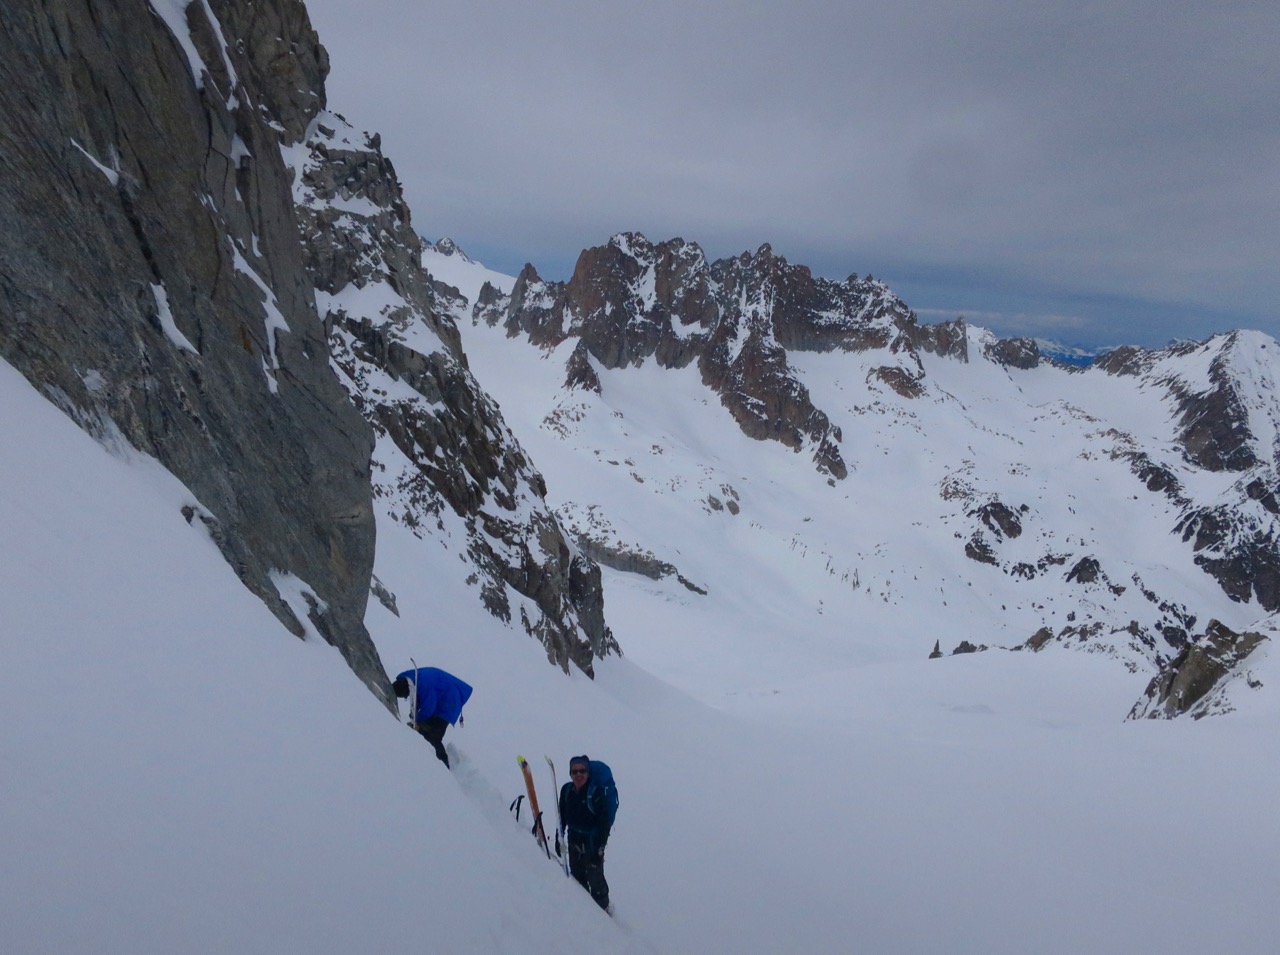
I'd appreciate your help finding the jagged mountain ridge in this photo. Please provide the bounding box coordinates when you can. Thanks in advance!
[285,112,617,672]
[472,231,1280,616]
[427,234,1278,716]
[479,233,968,480]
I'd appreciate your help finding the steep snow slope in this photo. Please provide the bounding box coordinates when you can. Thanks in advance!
[6,351,1280,953]
[423,238,517,303]
[2,296,1280,952]
[0,358,630,954]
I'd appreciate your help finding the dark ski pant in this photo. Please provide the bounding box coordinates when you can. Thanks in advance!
[568,839,609,911]
[415,716,450,767]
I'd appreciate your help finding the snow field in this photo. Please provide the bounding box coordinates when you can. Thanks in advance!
[5,285,1279,955]
[0,360,627,954]
[434,257,1279,951]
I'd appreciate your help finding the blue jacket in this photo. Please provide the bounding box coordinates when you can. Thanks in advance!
[396,667,473,725]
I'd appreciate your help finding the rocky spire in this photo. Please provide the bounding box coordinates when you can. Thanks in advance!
[289,111,618,673]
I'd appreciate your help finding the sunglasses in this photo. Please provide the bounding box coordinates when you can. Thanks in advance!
[570,767,589,776]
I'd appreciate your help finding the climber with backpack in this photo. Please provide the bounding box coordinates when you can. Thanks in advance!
[392,666,472,768]
[558,755,618,912]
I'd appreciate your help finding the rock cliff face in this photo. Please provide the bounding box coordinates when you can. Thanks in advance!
[490,233,969,480]
[0,0,616,687]
[285,114,617,673]
[1128,620,1268,719]
[0,0,386,695]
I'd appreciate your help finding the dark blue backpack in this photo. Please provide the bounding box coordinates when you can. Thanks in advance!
[588,760,619,827]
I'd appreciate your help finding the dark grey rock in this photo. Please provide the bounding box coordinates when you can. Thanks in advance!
[965,535,998,565]
[291,114,618,674]
[473,281,508,328]
[0,0,388,699]
[1024,627,1054,651]
[868,366,925,398]
[499,232,966,480]
[564,340,603,393]
[571,532,706,594]
[1066,556,1102,584]
[972,501,1024,540]
[1093,345,1151,376]
[1166,336,1258,473]
[983,337,1041,370]
[1129,620,1269,719]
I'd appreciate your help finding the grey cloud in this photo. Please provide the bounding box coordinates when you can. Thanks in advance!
[304,0,1279,347]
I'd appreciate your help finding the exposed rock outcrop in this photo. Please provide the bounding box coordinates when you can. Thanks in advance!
[983,337,1041,370]
[288,113,618,673]
[0,0,621,692]
[491,233,959,479]
[1129,333,1280,612]
[1128,620,1269,719]
[1167,339,1259,473]
[1066,556,1102,585]
[572,535,708,595]
[0,0,387,696]
[554,503,706,595]
[973,501,1024,540]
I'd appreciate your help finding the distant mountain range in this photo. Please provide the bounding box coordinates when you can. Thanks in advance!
[421,233,1279,718]
[1034,341,1100,367]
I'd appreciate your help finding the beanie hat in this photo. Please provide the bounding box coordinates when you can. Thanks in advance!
[392,677,410,698]
[569,754,591,770]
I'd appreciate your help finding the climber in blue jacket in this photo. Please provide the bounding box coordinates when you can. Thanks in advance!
[392,667,473,768]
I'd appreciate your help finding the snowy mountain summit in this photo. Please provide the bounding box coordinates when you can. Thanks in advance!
[428,235,475,263]
[479,232,957,480]
[433,233,1279,717]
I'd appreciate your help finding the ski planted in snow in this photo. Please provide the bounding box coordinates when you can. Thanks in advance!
[546,756,570,876]
[407,656,418,730]
[517,755,552,859]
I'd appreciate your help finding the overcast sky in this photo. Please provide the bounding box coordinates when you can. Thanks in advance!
[302,0,1278,349]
